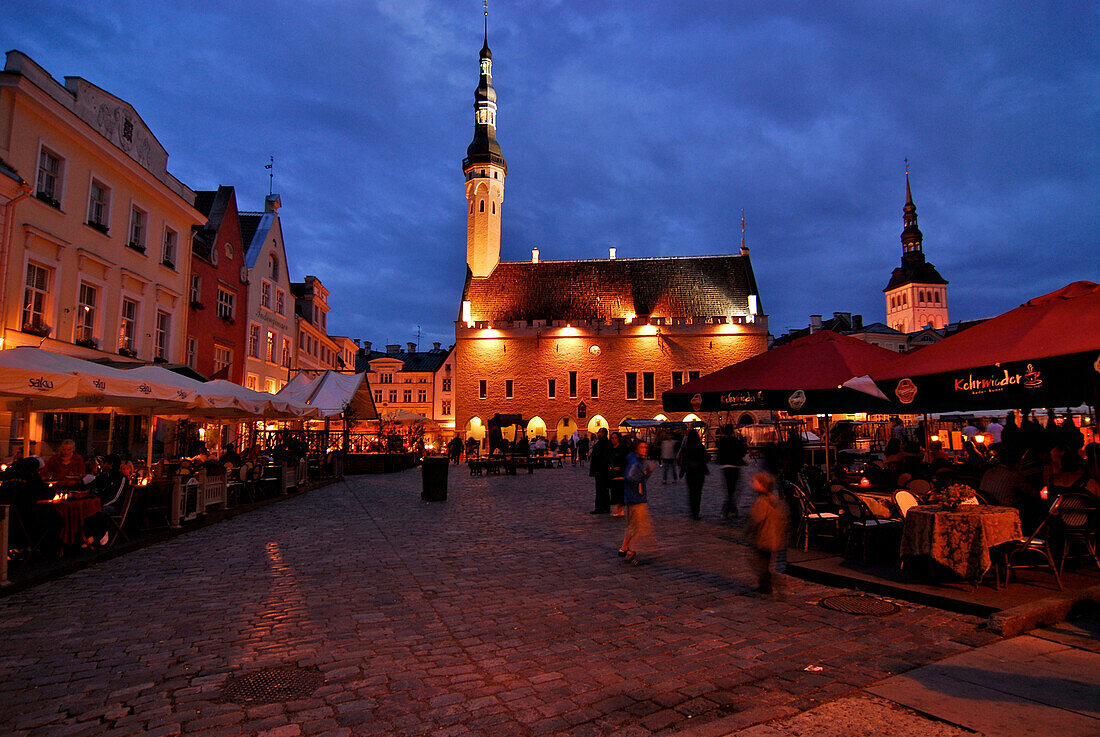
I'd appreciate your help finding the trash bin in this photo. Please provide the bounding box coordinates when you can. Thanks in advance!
[421,455,449,502]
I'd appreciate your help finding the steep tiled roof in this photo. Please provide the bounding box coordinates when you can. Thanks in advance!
[358,350,451,373]
[461,255,758,323]
[192,187,233,262]
[238,212,263,259]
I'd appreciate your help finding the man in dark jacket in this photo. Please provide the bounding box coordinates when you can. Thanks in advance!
[588,428,611,514]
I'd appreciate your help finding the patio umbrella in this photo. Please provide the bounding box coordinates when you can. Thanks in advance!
[843,281,1100,413]
[123,365,271,419]
[378,408,433,425]
[662,330,900,415]
[278,371,378,419]
[0,347,196,413]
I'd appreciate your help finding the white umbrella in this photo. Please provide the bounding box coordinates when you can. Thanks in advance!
[278,371,376,419]
[0,347,195,413]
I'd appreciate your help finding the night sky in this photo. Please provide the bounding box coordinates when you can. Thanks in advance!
[5,1,1097,349]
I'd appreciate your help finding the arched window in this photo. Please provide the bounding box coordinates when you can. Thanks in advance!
[269,254,279,281]
[934,291,941,303]
[479,200,485,213]
[491,202,496,214]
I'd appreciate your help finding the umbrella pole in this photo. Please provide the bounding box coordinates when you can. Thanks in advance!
[107,411,116,455]
[823,414,832,482]
[145,411,155,470]
[923,413,931,463]
[21,398,30,458]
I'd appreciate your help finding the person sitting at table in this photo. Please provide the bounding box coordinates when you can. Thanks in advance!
[0,456,56,553]
[40,439,86,490]
[928,441,952,472]
[978,445,1044,530]
[220,443,243,467]
[191,444,211,464]
[1048,450,1100,502]
[81,454,130,548]
[883,438,906,477]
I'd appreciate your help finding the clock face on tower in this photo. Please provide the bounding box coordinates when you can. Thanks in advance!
[589,345,601,356]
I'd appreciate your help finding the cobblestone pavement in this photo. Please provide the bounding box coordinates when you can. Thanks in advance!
[0,464,988,737]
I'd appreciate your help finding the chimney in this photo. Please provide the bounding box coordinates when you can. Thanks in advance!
[433,342,441,351]
[853,314,863,330]
[532,247,539,263]
[609,247,617,260]
[810,315,822,333]
[407,342,417,353]
[264,193,281,213]
[362,341,372,353]
[386,344,400,354]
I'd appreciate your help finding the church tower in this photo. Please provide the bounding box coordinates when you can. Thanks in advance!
[463,15,507,279]
[884,170,949,332]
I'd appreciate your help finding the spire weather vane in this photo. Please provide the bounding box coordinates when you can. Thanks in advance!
[265,155,274,195]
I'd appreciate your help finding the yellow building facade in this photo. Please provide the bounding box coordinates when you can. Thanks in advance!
[0,52,202,453]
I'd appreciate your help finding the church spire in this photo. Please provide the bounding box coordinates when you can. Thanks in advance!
[901,161,922,254]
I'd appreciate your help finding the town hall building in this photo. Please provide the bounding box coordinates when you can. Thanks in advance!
[452,28,769,444]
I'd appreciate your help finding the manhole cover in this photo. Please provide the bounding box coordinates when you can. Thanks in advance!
[819,594,900,616]
[222,666,324,704]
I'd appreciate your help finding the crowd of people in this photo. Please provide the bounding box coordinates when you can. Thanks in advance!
[0,436,314,557]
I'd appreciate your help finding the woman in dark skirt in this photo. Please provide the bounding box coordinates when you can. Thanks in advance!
[608,432,629,517]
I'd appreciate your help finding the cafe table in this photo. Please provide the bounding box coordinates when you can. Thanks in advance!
[37,494,102,547]
[900,504,1022,583]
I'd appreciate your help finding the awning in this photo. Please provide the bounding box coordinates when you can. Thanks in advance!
[278,371,378,419]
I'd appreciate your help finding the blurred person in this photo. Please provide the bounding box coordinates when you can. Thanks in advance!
[620,440,657,565]
[716,424,747,520]
[588,428,611,514]
[660,432,678,484]
[744,471,788,595]
[679,430,709,520]
[609,432,629,517]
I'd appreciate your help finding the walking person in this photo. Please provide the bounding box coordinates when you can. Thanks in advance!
[744,471,788,594]
[716,424,748,520]
[608,432,629,517]
[588,428,611,514]
[679,430,709,520]
[620,440,657,565]
[660,432,677,484]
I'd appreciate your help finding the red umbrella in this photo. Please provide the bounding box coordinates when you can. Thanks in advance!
[663,330,899,414]
[847,281,1100,411]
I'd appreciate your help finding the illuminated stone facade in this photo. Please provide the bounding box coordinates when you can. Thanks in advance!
[453,33,768,441]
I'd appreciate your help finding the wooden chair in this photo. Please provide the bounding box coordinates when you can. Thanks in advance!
[1000,496,1063,590]
[892,489,920,518]
[907,478,933,500]
[786,482,840,552]
[105,481,136,548]
[1055,493,1100,575]
[832,488,901,562]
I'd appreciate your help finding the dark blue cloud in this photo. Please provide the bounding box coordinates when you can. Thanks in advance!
[5,0,1096,346]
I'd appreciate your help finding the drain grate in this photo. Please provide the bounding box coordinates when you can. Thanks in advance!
[819,594,900,616]
[222,666,325,704]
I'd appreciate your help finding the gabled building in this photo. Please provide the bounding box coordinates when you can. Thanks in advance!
[239,194,294,393]
[357,341,455,432]
[884,172,949,332]
[452,28,768,443]
[292,275,339,372]
[189,186,247,382]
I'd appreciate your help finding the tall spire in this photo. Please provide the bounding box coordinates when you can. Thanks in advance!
[901,160,922,254]
[464,0,506,173]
